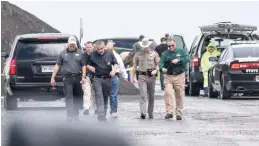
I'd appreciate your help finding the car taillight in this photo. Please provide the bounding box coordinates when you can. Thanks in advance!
[231,63,240,70]
[193,56,199,67]
[9,59,16,75]
[231,62,259,70]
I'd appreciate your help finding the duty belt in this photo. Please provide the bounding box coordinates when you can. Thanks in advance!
[167,72,183,75]
[63,73,81,77]
[94,75,111,79]
[138,71,148,75]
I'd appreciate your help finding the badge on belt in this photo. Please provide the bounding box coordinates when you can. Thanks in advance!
[107,62,111,65]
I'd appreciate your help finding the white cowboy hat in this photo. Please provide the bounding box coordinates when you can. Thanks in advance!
[139,37,152,48]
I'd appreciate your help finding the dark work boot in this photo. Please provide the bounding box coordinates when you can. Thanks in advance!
[140,113,146,119]
[149,115,154,119]
[165,114,173,119]
[176,115,182,120]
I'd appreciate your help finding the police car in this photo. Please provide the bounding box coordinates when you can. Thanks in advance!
[207,41,259,99]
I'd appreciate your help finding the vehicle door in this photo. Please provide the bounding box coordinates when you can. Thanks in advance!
[214,49,228,87]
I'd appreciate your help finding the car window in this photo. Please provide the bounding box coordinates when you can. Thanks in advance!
[190,35,201,55]
[223,50,229,60]
[233,47,259,58]
[15,40,68,60]
[172,35,184,49]
[219,49,227,61]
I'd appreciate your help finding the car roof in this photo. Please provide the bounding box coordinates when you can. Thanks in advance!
[203,32,251,36]
[93,37,155,42]
[16,33,77,39]
[231,44,259,48]
[93,37,138,41]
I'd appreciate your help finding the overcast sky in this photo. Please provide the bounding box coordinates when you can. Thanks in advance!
[10,1,259,48]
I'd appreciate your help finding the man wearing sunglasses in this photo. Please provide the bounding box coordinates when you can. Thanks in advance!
[159,39,190,120]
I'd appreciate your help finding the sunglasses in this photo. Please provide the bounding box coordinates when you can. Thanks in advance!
[168,45,175,48]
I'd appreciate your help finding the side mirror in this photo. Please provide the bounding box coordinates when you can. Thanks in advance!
[209,56,218,62]
[1,52,9,58]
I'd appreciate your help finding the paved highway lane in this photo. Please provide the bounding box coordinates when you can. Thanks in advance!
[2,93,259,146]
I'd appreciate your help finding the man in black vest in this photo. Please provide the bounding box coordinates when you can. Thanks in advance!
[155,37,168,90]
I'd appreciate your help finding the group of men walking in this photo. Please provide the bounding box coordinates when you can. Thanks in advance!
[51,37,127,121]
[51,34,191,122]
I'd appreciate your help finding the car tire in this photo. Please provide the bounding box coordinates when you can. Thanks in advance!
[185,84,190,96]
[208,74,218,98]
[4,94,17,110]
[189,82,200,96]
[219,74,231,100]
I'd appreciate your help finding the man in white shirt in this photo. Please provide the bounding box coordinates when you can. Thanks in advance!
[106,40,128,118]
[82,41,96,115]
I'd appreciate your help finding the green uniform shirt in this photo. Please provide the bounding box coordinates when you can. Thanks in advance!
[159,48,190,74]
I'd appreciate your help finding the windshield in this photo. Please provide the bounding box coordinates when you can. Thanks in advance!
[211,37,248,47]
[233,47,259,58]
[15,40,68,60]
[202,35,249,53]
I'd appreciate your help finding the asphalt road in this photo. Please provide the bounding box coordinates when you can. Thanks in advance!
[2,89,259,146]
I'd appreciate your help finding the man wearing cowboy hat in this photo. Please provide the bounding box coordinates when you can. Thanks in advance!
[131,37,160,119]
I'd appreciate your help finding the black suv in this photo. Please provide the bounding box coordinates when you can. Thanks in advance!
[187,22,257,96]
[2,33,81,110]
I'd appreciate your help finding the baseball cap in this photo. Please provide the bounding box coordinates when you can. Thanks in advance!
[139,35,145,40]
[68,36,77,45]
[107,40,115,45]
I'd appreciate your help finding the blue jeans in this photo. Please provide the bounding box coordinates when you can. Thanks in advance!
[124,64,130,81]
[110,76,120,114]
[204,87,208,95]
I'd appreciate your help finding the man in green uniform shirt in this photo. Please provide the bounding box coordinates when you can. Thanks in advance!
[159,39,190,120]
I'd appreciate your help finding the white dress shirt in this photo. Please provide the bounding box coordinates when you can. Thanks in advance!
[112,51,128,80]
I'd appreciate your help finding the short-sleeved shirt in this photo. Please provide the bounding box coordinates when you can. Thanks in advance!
[155,44,168,57]
[56,48,86,75]
[133,48,160,72]
[87,50,118,76]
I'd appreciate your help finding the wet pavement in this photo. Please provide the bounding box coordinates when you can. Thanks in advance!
[1,83,259,146]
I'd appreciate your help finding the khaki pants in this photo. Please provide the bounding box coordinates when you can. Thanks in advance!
[164,73,185,116]
[138,75,156,116]
[82,77,95,109]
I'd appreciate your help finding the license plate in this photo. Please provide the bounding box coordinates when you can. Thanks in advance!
[245,69,259,73]
[41,65,54,73]
[256,76,259,82]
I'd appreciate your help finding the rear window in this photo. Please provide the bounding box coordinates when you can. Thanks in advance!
[94,39,138,49]
[15,40,68,60]
[233,47,259,58]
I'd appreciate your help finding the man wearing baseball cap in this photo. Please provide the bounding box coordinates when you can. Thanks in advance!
[51,36,87,121]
